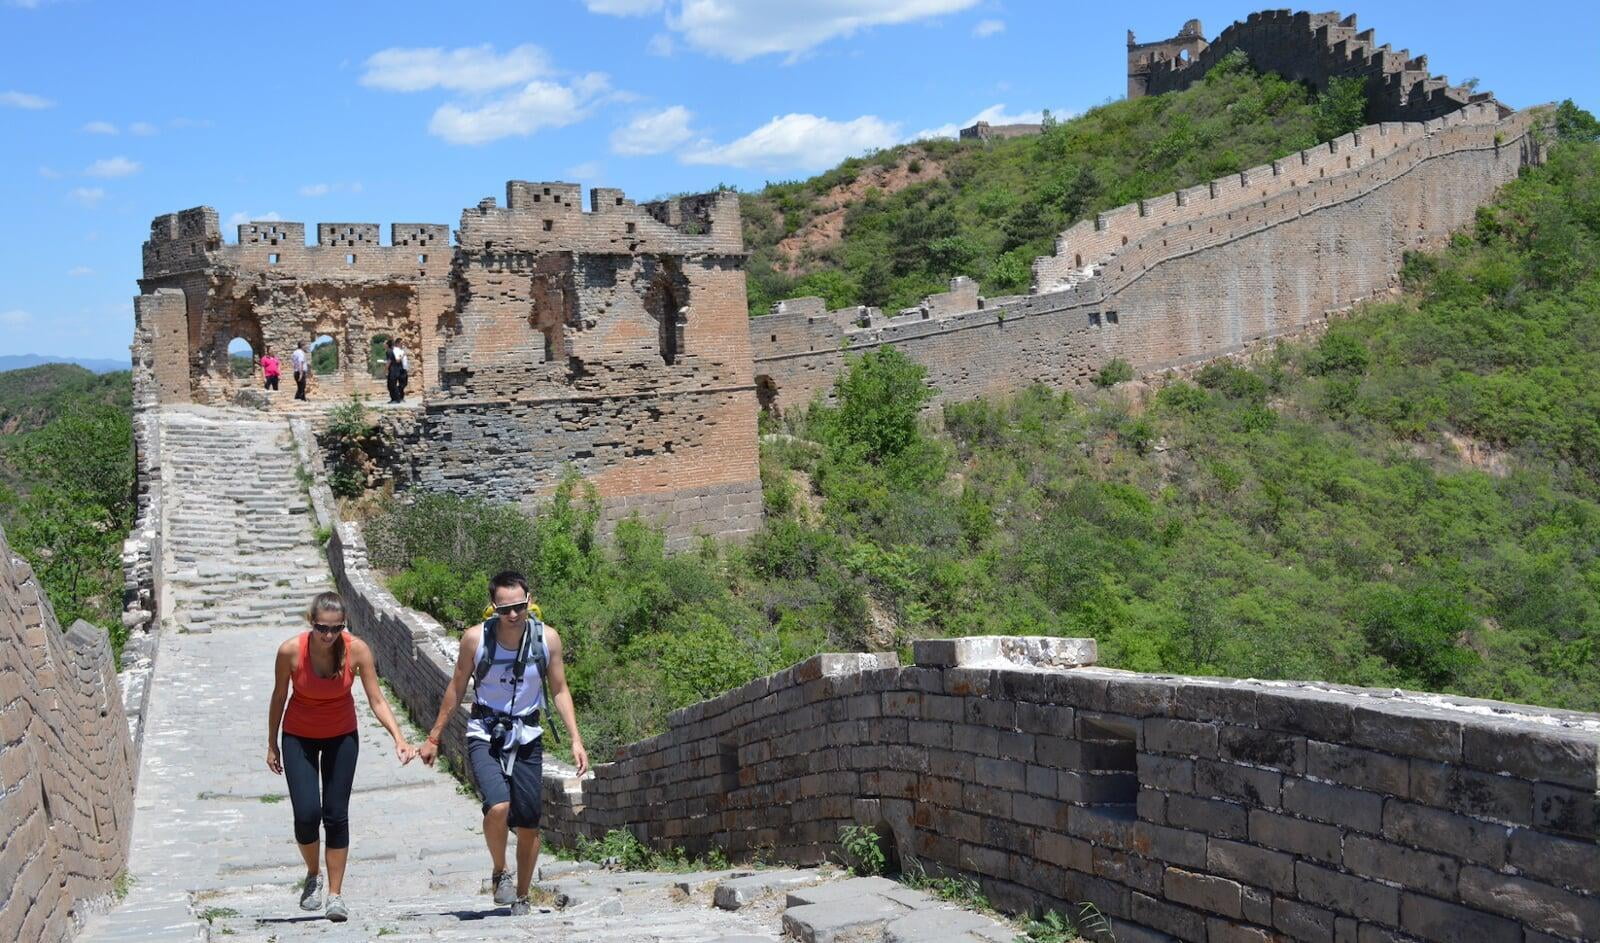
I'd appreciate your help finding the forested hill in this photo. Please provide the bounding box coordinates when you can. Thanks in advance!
[739,52,1368,316]
[0,363,131,438]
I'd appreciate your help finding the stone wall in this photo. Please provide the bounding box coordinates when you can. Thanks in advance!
[751,104,1541,413]
[1130,10,1505,121]
[0,524,135,943]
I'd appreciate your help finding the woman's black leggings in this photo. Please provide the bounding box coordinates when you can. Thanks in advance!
[281,731,359,848]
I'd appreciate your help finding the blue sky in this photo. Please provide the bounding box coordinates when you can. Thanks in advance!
[2,0,1595,361]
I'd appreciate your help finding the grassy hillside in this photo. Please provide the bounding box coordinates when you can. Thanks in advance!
[0,364,134,651]
[740,53,1365,315]
[367,106,1600,759]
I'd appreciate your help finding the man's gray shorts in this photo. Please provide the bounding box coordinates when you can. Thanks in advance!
[467,737,543,829]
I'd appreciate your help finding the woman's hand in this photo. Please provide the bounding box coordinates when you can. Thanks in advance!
[395,739,415,765]
[418,739,439,767]
[266,743,282,775]
[571,739,590,777]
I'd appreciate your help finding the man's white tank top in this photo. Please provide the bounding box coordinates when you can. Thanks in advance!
[466,623,546,744]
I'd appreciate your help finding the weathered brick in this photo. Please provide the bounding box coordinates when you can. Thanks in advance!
[1143,718,1219,758]
[1461,721,1598,790]
[1133,890,1206,942]
[1352,705,1462,764]
[1255,689,1356,742]
[1219,725,1306,772]
[1532,782,1598,839]
[1283,777,1383,833]
[1137,823,1208,870]
[1458,865,1600,939]
[1274,897,1336,943]
[1248,809,1342,864]
[1507,826,1600,894]
[1206,837,1295,894]
[1294,862,1401,926]
[1398,892,1521,943]
[1035,829,1093,872]
[1380,798,1507,867]
[1341,835,1457,899]
[1166,794,1249,839]
[1307,741,1410,796]
[1164,867,1243,919]
[1408,760,1532,825]
[1138,754,1195,792]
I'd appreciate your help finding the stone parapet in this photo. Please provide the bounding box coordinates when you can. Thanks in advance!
[0,524,135,943]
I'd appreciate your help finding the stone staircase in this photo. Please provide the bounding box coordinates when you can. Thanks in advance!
[156,409,331,634]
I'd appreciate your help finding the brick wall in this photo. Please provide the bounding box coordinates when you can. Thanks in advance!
[0,524,135,943]
[752,105,1541,413]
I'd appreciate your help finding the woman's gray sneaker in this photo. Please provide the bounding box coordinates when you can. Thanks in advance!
[492,870,516,905]
[510,897,531,916]
[326,894,348,922]
[298,873,322,911]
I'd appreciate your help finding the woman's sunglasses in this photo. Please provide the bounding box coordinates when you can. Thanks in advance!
[312,622,346,634]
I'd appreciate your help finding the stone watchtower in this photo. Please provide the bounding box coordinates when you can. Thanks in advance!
[1127,18,1207,98]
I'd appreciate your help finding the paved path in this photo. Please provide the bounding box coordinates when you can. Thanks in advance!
[76,408,792,942]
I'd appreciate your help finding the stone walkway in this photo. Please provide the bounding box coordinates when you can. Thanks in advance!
[77,406,1022,942]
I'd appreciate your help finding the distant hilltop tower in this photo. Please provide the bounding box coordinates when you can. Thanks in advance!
[1127,18,1207,98]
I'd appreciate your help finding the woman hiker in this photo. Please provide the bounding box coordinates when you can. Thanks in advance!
[266,591,416,922]
[417,570,589,915]
[260,348,280,391]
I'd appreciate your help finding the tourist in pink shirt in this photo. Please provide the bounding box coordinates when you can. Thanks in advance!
[261,350,281,391]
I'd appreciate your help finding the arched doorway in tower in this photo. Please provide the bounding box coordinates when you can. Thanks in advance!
[227,336,256,379]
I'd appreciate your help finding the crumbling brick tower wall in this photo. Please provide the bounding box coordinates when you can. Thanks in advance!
[751,103,1541,414]
[0,523,135,943]
[1132,10,1507,121]
[136,208,454,406]
[409,183,762,548]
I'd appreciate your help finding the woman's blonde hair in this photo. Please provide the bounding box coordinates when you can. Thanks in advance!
[306,591,348,674]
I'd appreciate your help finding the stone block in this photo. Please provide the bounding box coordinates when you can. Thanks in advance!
[1399,892,1521,943]
[1458,865,1600,939]
[1218,726,1306,772]
[1351,704,1462,764]
[1408,760,1532,825]
[1341,835,1457,899]
[1274,897,1336,943]
[1307,741,1410,796]
[1206,838,1295,894]
[1165,794,1248,840]
[1133,891,1206,942]
[912,636,1096,669]
[1282,777,1383,833]
[1163,867,1243,919]
[1380,798,1507,867]
[1532,782,1598,839]
[1294,862,1401,925]
[1205,918,1275,943]
[1248,809,1342,864]
[1461,722,1597,790]
[782,897,908,943]
[1138,754,1195,792]
[1254,689,1356,742]
[1143,718,1219,758]
[1506,826,1600,894]
[1195,760,1282,808]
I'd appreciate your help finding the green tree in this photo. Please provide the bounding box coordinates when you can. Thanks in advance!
[1314,76,1369,142]
[824,347,935,465]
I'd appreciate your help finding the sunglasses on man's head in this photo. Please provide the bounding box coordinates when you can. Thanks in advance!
[493,600,530,616]
[312,622,346,634]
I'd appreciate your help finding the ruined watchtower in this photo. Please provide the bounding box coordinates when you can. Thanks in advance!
[1127,18,1208,98]
[131,182,762,547]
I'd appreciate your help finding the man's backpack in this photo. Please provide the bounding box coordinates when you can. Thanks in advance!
[472,615,560,744]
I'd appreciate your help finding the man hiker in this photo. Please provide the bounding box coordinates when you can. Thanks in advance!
[418,571,588,916]
[292,341,310,401]
[385,338,410,403]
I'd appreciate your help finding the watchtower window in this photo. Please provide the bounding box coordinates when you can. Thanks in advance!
[418,254,428,264]
[626,222,636,234]
[1089,312,1102,327]
[615,196,624,206]
[1106,311,1120,324]
[268,253,280,265]
[346,253,356,265]
[543,220,553,232]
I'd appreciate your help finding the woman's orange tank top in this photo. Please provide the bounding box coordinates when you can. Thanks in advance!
[282,631,357,739]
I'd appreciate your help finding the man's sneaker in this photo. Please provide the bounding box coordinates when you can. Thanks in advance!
[298,873,322,911]
[326,894,348,923]
[492,870,516,905]
[510,897,531,916]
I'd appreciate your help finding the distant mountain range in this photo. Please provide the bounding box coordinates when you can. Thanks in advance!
[0,354,128,374]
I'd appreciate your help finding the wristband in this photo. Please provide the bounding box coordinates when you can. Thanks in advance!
[426,735,440,746]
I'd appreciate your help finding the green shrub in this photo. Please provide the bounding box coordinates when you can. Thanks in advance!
[1093,358,1134,388]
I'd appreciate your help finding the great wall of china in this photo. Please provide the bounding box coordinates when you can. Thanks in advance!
[4,10,1596,943]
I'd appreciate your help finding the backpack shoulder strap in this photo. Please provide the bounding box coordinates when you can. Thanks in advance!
[472,617,499,687]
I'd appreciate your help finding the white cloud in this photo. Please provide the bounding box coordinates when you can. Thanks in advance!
[0,310,31,327]
[567,160,604,180]
[300,183,332,197]
[584,0,662,12]
[427,73,609,145]
[67,266,94,277]
[82,120,118,135]
[973,18,1004,37]
[1,90,54,109]
[663,0,980,62]
[611,105,694,156]
[361,44,548,93]
[911,103,1055,141]
[684,113,900,172]
[226,211,283,229]
[647,32,675,56]
[129,121,158,136]
[69,187,105,207]
[85,156,141,177]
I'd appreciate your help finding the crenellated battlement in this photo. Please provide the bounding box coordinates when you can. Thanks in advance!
[455,181,743,257]
[1131,10,1508,123]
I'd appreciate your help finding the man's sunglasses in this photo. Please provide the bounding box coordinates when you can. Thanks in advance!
[492,601,530,616]
[312,622,346,634]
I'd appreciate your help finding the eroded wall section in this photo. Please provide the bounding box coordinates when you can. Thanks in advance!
[0,525,135,943]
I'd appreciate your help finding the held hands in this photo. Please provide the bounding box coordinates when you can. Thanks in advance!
[418,738,439,767]
[266,744,283,775]
[395,738,416,765]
